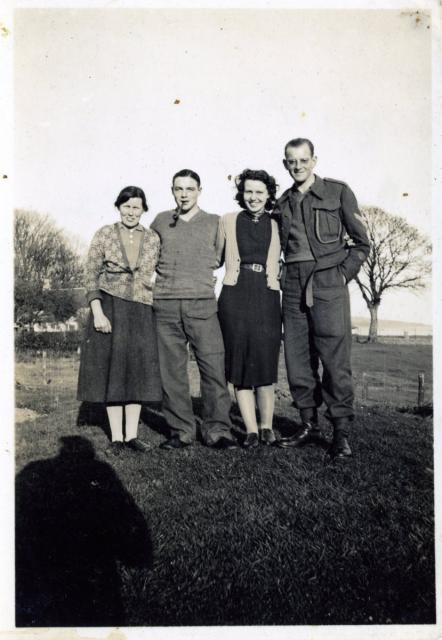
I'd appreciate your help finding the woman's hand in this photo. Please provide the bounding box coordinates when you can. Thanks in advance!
[93,312,112,333]
[90,299,112,333]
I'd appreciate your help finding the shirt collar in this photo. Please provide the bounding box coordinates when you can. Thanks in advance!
[291,175,325,200]
[117,222,144,232]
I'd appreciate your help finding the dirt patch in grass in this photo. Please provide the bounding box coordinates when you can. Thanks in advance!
[15,407,44,423]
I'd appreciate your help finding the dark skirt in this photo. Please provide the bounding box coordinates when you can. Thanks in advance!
[218,270,282,388]
[77,292,162,403]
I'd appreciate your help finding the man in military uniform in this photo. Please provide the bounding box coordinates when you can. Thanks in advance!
[275,138,370,458]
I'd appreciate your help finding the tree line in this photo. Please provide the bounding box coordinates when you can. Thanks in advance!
[14,207,431,342]
[14,210,85,328]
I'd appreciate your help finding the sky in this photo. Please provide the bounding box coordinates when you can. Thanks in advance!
[13,6,433,325]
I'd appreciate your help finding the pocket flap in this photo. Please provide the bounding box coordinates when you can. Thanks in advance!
[314,199,340,211]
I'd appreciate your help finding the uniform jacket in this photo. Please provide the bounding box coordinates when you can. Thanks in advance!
[216,211,281,291]
[273,175,370,282]
[84,223,160,305]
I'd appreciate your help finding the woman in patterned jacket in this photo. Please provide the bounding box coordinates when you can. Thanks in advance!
[77,186,161,455]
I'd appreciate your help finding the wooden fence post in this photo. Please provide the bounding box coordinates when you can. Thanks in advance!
[362,372,368,401]
[42,350,47,384]
[418,372,425,407]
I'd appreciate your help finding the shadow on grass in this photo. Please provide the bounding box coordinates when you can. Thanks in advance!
[141,397,239,443]
[76,401,110,434]
[16,436,153,627]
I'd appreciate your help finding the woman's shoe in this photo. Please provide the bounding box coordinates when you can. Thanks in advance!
[260,428,276,445]
[126,438,151,452]
[243,432,259,449]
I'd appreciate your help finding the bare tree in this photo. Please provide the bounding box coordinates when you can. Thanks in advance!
[14,209,84,326]
[354,207,431,342]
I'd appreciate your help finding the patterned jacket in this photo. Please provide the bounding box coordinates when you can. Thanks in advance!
[84,223,160,305]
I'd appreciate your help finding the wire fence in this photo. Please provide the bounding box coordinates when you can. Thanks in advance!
[15,343,433,426]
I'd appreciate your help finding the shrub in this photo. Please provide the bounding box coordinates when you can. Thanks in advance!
[15,330,82,354]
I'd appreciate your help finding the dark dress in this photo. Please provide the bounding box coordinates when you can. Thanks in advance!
[218,211,282,388]
[77,292,162,403]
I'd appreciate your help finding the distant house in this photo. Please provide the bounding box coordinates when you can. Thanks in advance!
[24,287,87,333]
[32,315,80,333]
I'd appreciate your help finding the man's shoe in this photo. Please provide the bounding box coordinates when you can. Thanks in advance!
[106,441,124,457]
[277,421,321,448]
[328,433,352,459]
[210,436,238,450]
[126,438,151,453]
[160,436,192,450]
[243,433,259,449]
[260,428,276,445]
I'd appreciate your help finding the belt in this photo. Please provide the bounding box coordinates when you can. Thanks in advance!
[240,263,264,273]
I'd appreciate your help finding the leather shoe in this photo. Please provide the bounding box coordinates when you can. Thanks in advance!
[160,436,192,450]
[260,428,276,445]
[243,432,259,449]
[210,437,238,450]
[277,421,321,448]
[328,433,352,459]
[126,438,151,452]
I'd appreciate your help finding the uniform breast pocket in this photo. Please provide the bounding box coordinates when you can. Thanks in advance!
[314,202,342,244]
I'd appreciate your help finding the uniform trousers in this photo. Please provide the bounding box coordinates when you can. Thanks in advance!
[153,298,234,445]
[282,261,354,421]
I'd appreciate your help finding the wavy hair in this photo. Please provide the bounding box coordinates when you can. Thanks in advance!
[235,169,278,212]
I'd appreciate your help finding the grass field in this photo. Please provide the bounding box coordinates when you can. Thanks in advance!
[15,343,434,626]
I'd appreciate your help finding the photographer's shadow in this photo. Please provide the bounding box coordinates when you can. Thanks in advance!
[16,436,152,627]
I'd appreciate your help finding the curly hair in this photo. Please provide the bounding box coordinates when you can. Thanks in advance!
[234,169,278,212]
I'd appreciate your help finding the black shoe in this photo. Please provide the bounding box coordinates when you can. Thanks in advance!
[210,437,238,450]
[160,436,192,450]
[260,428,276,445]
[277,421,321,448]
[329,433,352,459]
[243,433,259,449]
[106,441,124,457]
[126,438,151,452]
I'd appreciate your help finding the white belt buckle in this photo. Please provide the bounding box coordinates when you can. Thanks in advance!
[252,263,263,272]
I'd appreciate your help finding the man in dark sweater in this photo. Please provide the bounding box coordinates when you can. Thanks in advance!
[150,169,237,449]
[275,138,370,458]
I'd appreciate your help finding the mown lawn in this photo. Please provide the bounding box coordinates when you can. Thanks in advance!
[15,343,434,626]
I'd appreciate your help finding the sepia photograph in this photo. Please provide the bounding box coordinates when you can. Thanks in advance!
[1,0,440,638]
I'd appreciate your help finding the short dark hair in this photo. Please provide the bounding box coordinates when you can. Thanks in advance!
[235,169,278,212]
[114,186,148,211]
[172,169,201,187]
[284,138,315,157]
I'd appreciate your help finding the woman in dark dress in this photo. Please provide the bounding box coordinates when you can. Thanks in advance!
[77,186,162,455]
[217,169,282,448]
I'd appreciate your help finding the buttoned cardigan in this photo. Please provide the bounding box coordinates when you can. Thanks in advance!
[84,223,160,305]
[216,212,281,291]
